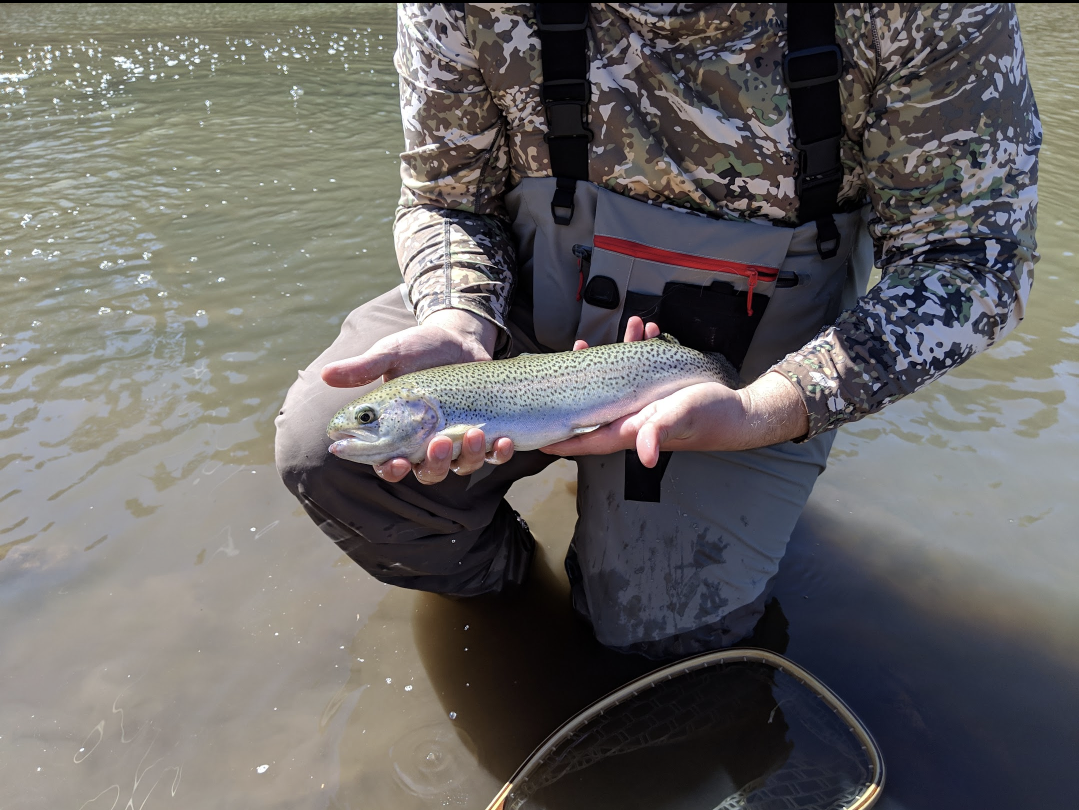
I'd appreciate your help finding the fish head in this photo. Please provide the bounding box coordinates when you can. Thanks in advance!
[326,387,443,465]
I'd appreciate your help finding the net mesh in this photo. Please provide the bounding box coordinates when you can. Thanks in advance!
[505,659,874,810]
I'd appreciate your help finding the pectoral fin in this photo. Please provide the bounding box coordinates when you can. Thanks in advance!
[439,424,480,442]
[572,425,601,435]
[438,424,485,458]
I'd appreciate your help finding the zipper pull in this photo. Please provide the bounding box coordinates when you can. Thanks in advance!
[573,244,593,302]
[746,267,758,316]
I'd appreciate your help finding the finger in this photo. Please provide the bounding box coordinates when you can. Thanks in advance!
[573,339,589,351]
[622,316,645,343]
[451,428,488,475]
[635,420,668,468]
[413,435,453,484]
[374,457,412,483]
[486,436,515,465]
[644,320,661,339]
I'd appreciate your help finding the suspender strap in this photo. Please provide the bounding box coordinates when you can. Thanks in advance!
[783,3,843,259]
[537,3,592,225]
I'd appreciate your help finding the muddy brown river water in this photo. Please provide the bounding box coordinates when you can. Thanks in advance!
[1,4,1076,809]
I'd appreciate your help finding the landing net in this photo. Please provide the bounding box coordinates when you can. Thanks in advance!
[487,649,884,810]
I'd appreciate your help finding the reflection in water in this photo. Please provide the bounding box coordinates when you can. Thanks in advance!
[773,502,1079,810]
[322,539,654,808]
[1,4,1078,809]
[413,554,654,780]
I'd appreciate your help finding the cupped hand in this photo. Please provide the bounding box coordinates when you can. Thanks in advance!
[321,308,516,484]
[541,381,749,465]
[543,316,809,463]
[321,308,499,388]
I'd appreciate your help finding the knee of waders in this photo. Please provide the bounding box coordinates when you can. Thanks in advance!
[274,393,329,498]
[343,501,538,599]
[273,397,374,549]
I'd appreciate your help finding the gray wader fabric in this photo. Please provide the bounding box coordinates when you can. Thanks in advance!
[275,178,872,659]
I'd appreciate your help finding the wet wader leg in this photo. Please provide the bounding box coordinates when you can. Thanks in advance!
[568,432,835,659]
[274,287,555,596]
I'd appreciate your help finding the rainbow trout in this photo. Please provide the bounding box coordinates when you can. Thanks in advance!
[326,335,741,465]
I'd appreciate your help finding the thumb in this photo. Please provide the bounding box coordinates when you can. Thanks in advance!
[321,355,391,387]
[321,336,406,387]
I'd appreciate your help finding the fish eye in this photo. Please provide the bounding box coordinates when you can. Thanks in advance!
[355,406,376,424]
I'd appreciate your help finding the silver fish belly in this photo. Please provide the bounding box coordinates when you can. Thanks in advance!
[326,335,742,466]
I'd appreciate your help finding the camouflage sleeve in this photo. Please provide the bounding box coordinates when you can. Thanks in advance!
[393,3,516,348]
[774,3,1040,438]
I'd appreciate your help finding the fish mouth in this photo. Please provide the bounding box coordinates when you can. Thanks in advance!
[327,428,377,443]
[327,435,387,463]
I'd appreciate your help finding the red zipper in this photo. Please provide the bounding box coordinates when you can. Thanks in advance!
[592,234,776,316]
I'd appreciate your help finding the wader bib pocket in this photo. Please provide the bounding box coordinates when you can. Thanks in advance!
[574,190,793,358]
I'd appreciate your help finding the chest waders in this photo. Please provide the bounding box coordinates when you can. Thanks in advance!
[497,3,874,654]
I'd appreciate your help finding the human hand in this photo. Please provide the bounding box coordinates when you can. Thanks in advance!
[542,317,809,464]
[321,308,499,387]
[321,309,514,484]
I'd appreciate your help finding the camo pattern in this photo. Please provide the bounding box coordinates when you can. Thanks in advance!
[393,3,1040,436]
[393,204,517,353]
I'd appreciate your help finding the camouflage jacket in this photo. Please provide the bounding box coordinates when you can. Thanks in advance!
[392,3,1040,438]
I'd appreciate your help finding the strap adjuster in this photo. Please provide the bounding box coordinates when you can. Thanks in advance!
[783,45,843,89]
[794,134,842,194]
[536,20,588,32]
[541,78,590,105]
[551,177,577,225]
[815,216,841,260]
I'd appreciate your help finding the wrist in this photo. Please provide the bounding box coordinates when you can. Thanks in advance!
[422,308,499,357]
[736,371,810,446]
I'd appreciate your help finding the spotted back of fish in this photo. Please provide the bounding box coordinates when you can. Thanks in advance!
[375,335,741,425]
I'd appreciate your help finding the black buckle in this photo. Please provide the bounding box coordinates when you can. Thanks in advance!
[543,102,594,142]
[542,79,593,142]
[794,134,842,194]
[783,45,843,89]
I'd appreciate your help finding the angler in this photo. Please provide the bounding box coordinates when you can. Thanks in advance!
[276,4,1039,658]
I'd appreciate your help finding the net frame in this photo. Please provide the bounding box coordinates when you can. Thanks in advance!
[485,648,885,810]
